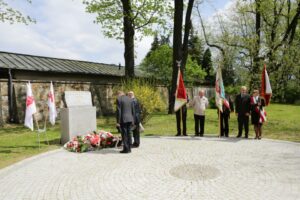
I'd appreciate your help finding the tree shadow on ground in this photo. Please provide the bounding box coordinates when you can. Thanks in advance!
[162,135,244,143]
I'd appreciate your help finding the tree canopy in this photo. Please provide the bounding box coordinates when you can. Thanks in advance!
[0,0,35,24]
[83,0,173,78]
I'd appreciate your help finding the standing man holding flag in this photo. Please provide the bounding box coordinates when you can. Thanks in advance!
[174,61,188,136]
[47,82,57,126]
[215,67,233,137]
[24,82,37,131]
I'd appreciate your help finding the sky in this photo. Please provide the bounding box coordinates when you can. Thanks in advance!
[0,0,230,66]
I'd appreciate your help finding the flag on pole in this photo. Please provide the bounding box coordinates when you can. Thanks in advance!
[215,67,229,113]
[174,67,187,112]
[24,82,37,131]
[47,82,57,125]
[261,64,272,106]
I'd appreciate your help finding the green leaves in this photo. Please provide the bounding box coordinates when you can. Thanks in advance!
[83,0,173,40]
[0,0,35,24]
[140,43,206,86]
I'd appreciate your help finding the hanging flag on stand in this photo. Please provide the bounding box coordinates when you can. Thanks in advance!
[261,64,272,106]
[24,82,37,131]
[215,67,229,113]
[47,81,57,125]
[174,66,187,112]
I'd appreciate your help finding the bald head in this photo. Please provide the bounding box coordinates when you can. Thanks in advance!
[117,91,125,97]
[240,86,247,95]
[128,91,134,98]
[199,90,205,97]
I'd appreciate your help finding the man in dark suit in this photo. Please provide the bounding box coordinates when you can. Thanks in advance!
[175,105,187,136]
[128,91,141,148]
[235,86,251,138]
[219,95,234,137]
[116,91,135,153]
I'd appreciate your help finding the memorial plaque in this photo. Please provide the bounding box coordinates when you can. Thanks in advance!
[64,91,92,107]
[60,91,96,144]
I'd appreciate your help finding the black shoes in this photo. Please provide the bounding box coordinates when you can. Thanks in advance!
[120,150,131,153]
[131,143,139,148]
[183,133,188,136]
[236,135,241,138]
[175,134,181,136]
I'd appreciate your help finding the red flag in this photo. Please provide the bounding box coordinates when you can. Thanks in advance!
[24,82,37,131]
[174,68,187,112]
[47,82,57,125]
[261,64,272,106]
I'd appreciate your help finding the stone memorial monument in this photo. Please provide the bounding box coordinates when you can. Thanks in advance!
[60,91,97,144]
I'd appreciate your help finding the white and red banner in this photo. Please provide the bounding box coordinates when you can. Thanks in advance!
[215,67,229,113]
[47,82,57,125]
[174,68,187,112]
[24,82,37,131]
[261,64,272,106]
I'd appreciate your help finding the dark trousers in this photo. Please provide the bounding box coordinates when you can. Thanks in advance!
[133,124,140,146]
[220,114,229,137]
[238,115,249,137]
[120,122,132,152]
[176,108,187,135]
[194,114,205,136]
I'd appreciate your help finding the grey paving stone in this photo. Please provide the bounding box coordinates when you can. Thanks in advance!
[0,137,299,200]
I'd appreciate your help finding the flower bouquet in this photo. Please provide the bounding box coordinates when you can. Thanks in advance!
[64,130,121,153]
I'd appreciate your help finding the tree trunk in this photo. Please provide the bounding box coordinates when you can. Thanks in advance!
[250,0,261,92]
[182,0,195,71]
[121,0,135,78]
[169,0,183,114]
[0,82,3,127]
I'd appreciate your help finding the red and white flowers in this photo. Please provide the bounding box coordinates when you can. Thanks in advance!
[64,130,121,153]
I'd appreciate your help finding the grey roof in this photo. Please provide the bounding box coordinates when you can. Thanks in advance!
[0,51,143,77]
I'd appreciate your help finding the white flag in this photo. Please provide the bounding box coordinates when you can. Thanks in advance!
[47,82,57,125]
[24,82,37,131]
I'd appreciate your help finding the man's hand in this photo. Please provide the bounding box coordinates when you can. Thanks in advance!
[116,123,120,127]
[245,113,250,116]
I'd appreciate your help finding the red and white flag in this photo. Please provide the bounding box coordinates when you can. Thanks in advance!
[24,82,37,131]
[47,82,57,125]
[174,68,187,112]
[215,67,230,113]
[261,64,272,106]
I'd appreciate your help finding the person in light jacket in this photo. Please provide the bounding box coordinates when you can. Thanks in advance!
[189,90,209,136]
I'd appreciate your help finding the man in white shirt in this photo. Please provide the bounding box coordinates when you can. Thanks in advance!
[189,90,209,136]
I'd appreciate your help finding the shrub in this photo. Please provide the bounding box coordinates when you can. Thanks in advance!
[209,97,217,109]
[114,79,166,124]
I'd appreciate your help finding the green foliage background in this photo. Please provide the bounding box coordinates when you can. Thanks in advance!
[114,79,166,124]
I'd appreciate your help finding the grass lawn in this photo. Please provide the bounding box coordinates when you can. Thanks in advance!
[0,103,299,169]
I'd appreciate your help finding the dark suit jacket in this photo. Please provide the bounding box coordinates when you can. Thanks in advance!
[116,95,135,124]
[235,94,251,116]
[132,98,141,125]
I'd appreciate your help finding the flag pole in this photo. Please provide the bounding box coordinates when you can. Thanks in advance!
[33,113,41,149]
[177,60,182,133]
[219,109,221,137]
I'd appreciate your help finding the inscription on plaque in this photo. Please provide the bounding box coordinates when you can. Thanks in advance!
[64,91,92,107]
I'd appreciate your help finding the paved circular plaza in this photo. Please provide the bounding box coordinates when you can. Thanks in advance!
[0,137,299,200]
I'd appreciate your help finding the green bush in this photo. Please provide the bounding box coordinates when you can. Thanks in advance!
[285,84,300,104]
[115,79,166,124]
[209,97,217,109]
